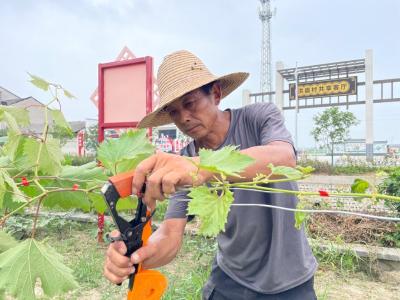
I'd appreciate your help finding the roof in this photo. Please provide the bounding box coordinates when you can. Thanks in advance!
[0,96,44,107]
[69,121,86,133]
[278,59,365,82]
[0,86,20,101]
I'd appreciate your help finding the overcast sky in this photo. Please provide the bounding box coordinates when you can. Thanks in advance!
[1,0,399,148]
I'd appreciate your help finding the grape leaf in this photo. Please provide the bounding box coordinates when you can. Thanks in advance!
[268,164,303,180]
[59,162,107,182]
[294,202,307,230]
[63,89,76,99]
[97,129,154,175]
[28,73,50,91]
[0,231,18,253]
[0,157,10,168]
[50,110,72,133]
[296,165,315,175]
[1,111,20,134]
[4,132,24,162]
[116,196,138,211]
[351,178,370,194]
[19,163,107,212]
[0,106,30,127]
[198,145,254,177]
[42,189,91,212]
[188,186,233,236]
[23,137,63,175]
[0,239,78,299]
[0,169,26,209]
[88,193,107,214]
[89,192,137,213]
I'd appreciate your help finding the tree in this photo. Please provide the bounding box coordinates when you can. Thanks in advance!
[311,107,358,165]
[50,125,74,147]
[84,124,98,154]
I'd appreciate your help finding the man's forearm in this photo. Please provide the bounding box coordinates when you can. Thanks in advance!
[238,142,296,181]
[143,218,186,269]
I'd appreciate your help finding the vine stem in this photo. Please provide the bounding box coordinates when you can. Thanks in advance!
[0,192,47,226]
[31,195,45,239]
[0,183,104,226]
[204,183,400,203]
[11,164,37,180]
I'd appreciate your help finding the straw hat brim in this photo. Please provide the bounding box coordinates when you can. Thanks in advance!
[138,72,249,128]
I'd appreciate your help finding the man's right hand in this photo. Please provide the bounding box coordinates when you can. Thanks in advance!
[103,230,134,284]
[103,218,186,284]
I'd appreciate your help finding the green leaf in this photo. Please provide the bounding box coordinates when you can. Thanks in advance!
[0,231,18,253]
[188,186,233,236]
[3,133,25,162]
[0,157,10,168]
[0,169,26,209]
[63,89,76,99]
[42,189,91,212]
[1,111,20,134]
[116,196,138,211]
[0,239,78,299]
[24,137,63,175]
[351,178,370,194]
[269,164,303,180]
[97,129,154,175]
[198,146,255,177]
[59,162,107,182]
[28,73,50,91]
[0,106,30,127]
[50,110,72,132]
[294,203,307,230]
[88,193,107,214]
[296,165,315,175]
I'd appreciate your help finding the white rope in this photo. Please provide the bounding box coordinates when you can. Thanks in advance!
[173,199,400,222]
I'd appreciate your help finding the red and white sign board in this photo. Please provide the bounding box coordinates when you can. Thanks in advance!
[91,46,160,109]
[98,57,153,142]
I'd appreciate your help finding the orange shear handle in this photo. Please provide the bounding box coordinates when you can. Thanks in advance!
[127,212,168,300]
[109,170,168,300]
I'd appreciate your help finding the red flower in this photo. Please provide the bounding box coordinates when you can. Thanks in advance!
[21,177,29,187]
[318,190,329,197]
[72,184,79,190]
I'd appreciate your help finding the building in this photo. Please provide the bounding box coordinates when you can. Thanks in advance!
[0,86,85,153]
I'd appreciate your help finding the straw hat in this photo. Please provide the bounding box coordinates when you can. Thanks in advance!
[138,50,249,128]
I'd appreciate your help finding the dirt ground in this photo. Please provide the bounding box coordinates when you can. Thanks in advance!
[314,268,400,300]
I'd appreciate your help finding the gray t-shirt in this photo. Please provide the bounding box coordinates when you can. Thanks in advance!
[165,102,317,294]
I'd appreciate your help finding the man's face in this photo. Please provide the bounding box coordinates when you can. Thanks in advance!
[164,85,220,139]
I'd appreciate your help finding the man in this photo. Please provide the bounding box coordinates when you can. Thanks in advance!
[104,50,318,299]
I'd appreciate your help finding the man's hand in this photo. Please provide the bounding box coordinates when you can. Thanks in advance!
[103,230,135,284]
[132,152,212,211]
[103,219,186,284]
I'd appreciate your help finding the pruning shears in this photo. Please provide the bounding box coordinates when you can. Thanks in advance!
[101,170,168,300]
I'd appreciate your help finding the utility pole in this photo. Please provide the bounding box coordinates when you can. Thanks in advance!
[258,0,275,97]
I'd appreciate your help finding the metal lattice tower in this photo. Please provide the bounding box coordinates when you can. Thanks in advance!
[258,0,274,94]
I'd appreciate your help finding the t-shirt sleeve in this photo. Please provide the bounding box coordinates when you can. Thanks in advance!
[246,103,294,147]
[164,190,189,219]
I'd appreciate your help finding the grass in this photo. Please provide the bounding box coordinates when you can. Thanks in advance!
[2,216,400,299]
[310,238,362,274]
[160,235,216,300]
